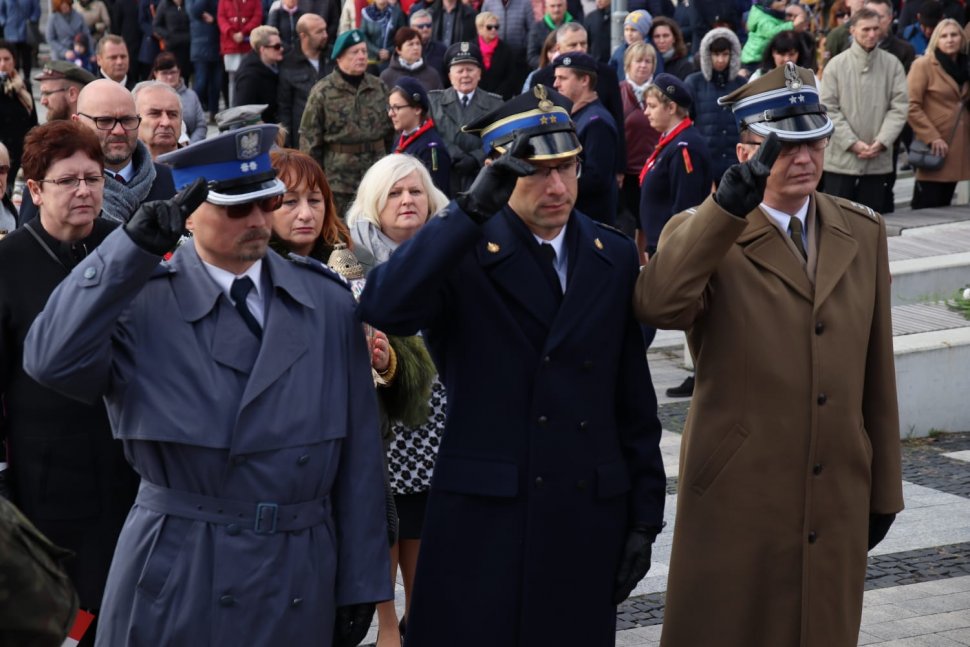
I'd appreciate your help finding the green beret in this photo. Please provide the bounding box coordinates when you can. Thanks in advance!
[332,29,365,60]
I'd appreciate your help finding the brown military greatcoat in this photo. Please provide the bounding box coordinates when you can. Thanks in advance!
[634,193,904,647]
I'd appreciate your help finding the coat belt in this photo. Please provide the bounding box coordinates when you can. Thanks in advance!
[135,481,330,535]
[329,141,385,154]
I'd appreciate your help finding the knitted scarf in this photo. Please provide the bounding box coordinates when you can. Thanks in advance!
[935,49,969,88]
[101,141,158,223]
[349,217,399,265]
[626,76,652,106]
[478,35,498,69]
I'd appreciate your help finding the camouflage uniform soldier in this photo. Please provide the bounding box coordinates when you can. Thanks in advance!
[300,29,395,217]
[0,497,78,646]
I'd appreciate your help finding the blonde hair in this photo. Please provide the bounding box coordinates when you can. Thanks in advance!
[624,41,657,72]
[925,19,967,57]
[346,154,449,228]
[476,11,498,29]
[250,26,280,50]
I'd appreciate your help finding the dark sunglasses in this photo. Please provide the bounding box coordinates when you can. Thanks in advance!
[835,11,848,17]
[413,22,432,29]
[224,194,284,218]
[484,24,499,30]
[264,42,284,50]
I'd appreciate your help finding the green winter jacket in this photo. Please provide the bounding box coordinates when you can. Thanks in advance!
[741,5,794,65]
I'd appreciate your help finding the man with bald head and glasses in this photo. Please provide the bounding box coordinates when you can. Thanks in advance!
[360,85,666,647]
[24,123,392,647]
[635,62,902,647]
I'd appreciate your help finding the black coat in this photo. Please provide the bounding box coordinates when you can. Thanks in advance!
[396,122,452,196]
[278,47,332,147]
[428,0,476,46]
[111,0,145,70]
[585,7,611,64]
[0,90,37,190]
[95,67,138,91]
[0,218,140,608]
[233,50,280,124]
[479,39,522,100]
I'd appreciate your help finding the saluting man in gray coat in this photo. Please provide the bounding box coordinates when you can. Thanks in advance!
[24,124,391,647]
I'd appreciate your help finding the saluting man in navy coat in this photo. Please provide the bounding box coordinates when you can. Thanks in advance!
[359,85,667,647]
[24,124,391,647]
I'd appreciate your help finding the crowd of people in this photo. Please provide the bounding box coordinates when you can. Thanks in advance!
[0,0,967,646]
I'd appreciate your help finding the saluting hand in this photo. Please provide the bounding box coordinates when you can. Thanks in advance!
[457,133,536,224]
[124,178,208,256]
[715,133,780,218]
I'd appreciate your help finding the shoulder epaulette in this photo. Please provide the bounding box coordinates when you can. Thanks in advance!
[833,196,879,221]
[592,220,628,239]
[287,253,352,291]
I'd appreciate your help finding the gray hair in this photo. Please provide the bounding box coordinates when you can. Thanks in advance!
[347,154,449,229]
[556,22,587,45]
[410,9,432,23]
[132,80,180,103]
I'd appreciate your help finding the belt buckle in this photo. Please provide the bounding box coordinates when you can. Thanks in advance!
[254,502,279,534]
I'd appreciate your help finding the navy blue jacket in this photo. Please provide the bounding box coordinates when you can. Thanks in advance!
[398,123,452,197]
[574,99,619,226]
[358,203,666,647]
[638,123,712,250]
[685,69,744,181]
[186,0,220,62]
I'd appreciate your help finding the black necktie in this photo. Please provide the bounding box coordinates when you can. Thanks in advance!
[539,243,562,294]
[461,95,470,110]
[230,277,262,339]
[789,217,807,260]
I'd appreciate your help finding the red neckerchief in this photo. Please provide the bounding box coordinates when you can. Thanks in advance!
[639,117,693,185]
[396,118,436,153]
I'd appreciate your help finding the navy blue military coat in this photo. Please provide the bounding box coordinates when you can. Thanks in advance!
[575,99,620,226]
[24,231,391,646]
[359,204,666,647]
[398,123,452,198]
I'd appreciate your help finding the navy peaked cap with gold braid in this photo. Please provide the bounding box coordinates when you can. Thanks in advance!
[462,85,582,161]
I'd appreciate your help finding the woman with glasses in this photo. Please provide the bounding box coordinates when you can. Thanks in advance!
[152,0,193,83]
[0,120,139,641]
[387,77,451,195]
[234,25,285,124]
[380,27,443,91]
[347,153,448,647]
[152,51,207,144]
[0,40,37,189]
[475,11,520,100]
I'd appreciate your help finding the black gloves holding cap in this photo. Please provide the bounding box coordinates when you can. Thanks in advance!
[613,524,661,605]
[333,602,376,647]
[714,132,781,218]
[124,178,208,256]
[457,133,536,224]
[868,512,896,550]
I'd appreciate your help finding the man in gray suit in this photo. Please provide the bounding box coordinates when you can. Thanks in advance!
[428,42,503,195]
[24,124,391,647]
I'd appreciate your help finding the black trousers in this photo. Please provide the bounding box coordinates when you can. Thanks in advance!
[911,180,958,210]
[821,172,894,213]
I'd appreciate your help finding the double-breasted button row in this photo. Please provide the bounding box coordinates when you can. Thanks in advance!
[807,531,818,544]
[535,477,544,488]
[220,594,235,606]
[815,321,825,335]
[297,454,310,465]
[812,464,823,475]
[537,415,548,426]
[817,393,827,405]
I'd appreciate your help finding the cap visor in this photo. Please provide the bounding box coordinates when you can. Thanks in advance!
[494,131,583,161]
[207,177,286,206]
[749,113,834,142]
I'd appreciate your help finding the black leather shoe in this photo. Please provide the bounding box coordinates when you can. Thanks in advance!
[666,376,694,398]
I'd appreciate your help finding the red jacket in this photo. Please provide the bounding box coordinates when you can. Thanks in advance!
[217,0,262,55]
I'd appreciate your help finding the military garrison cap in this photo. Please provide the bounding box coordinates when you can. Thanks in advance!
[445,41,483,69]
[463,84,581,160]
[552,52,598,74]
[33,60,96,85]
[157,125,286,206]
[717,62,834,142]
[215,104,268,132]
[650,73,693,109]
[332,29,365,60]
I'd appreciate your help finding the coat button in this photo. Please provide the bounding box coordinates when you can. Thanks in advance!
[812,464,823,475]
[226,523,241,536]
[817,393,827,405]
[537,415,548,426]
[582,360,594,371]
[543,355,551,365]
[219,594,235,606]
[535,476,544,488]
[815,321,825,335]
[297,454,310,465]
[808,531,817,544]
[576,479,588,490]
[83,267,96,279]
[232,455,246,465]
[578,420,588,430]
[291,597,303,607]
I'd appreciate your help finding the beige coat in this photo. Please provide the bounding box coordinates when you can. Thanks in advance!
[635,194,904,647]
[907,54,970,183]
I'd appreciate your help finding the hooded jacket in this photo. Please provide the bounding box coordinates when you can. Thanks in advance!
[684,28,744,181]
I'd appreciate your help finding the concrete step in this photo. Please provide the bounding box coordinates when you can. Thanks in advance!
[889,221,970,306]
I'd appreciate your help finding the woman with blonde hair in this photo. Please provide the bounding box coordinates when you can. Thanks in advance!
[349,153,448,646]
[475,11,520,99]
[907,18,970,209]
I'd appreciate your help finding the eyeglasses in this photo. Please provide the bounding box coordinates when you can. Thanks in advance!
[742,138,829,157]
[224,194,284,218]
[412,22,432,29]
[484,24,499,30]
[263,42,283,50]
[835,11,848,18]
[77,112,142,131]
[40,87,68,98]
[156,68,180,76]
[0,164,10,175]
[531,160,581,180]
[37,175,105,189]
[387,103,411,113]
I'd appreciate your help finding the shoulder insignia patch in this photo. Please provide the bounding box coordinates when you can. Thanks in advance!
[593,221,627,238]
[287,253,352,291]
[834,196,879,221]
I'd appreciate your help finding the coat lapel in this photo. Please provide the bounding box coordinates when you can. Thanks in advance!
[738,208,814,303]
[813,193,859,311]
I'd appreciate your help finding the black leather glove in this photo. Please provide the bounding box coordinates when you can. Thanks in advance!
[868,512,896,550]
[124,177,208,255]
[333,602,376,647]
[714,132,781,218]
[453,153,480,174]
[612,525,658,605]
[457,133,536,224]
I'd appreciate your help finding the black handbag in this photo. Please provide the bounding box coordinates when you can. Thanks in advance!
[908,106,963,171]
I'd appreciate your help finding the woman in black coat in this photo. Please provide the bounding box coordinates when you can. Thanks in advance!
[152,0,192,80]
[388,77,452,196]
[475,10,522,100]
[648,16,695,80]
[0,121,139,636]
[0,41,37,189]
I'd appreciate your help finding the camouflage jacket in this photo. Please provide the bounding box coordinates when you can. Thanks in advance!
[299,71,395,195]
